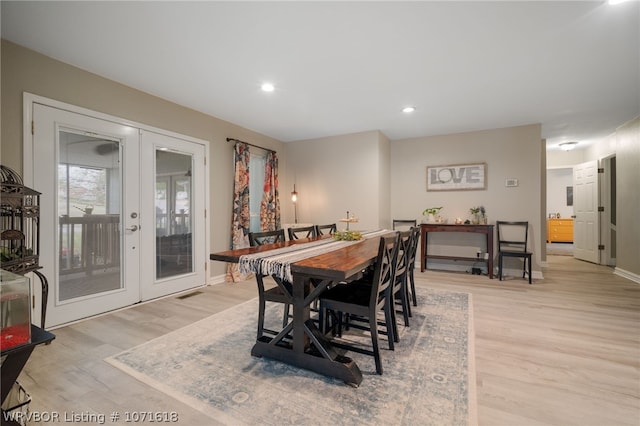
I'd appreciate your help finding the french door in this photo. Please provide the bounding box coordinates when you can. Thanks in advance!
[139,130,206,300]
[29,100,207,327]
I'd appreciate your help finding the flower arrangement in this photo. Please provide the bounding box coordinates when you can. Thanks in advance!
[333,230,363,241]
[422,207,443,216]
[469,206,485,216]
[469,206,487,224]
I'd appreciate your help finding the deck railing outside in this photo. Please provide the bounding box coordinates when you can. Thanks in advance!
[59,214,120,275]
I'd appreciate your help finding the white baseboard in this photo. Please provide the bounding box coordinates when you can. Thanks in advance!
[614,267,640,284]
[208,273,228,286]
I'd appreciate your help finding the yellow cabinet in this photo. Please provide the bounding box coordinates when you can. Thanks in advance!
[547,218,573,243]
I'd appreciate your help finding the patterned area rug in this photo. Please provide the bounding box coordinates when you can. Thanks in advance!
[107,288,476,425]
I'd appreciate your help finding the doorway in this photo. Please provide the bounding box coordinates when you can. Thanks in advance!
[27,97,208,327]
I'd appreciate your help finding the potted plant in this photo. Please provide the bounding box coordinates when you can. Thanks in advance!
[422,207,443,223]
[469,206,486,224]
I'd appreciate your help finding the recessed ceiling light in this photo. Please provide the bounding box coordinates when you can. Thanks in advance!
[261,83,275,92]
[402,106,416,113]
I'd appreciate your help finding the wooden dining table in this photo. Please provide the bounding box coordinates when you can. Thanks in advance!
[209,232,393,386]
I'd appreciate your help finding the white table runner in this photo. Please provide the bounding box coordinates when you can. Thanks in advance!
[239,229,390,283]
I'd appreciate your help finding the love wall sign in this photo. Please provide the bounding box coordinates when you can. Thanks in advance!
[426,163,486,191]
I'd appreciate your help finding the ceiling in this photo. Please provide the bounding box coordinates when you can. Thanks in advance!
[2,1,639,150]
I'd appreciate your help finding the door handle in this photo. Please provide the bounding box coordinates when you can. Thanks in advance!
[126,225,139,232]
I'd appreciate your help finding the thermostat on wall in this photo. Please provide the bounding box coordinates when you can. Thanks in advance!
[505,178,519,187]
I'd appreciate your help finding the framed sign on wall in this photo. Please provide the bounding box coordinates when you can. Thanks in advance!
[427,162,486,191]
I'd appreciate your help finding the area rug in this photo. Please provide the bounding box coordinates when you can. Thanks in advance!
[106,288,477,426]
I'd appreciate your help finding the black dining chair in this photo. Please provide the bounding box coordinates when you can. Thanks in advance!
[249,229,286,246]
[349,230,412,345]
[392,230,412,329]
[288,225,317,240]
[405,226,421,306]
[496,221,533,284]
[248,229,293,340]
[315,223,337,236]
[319,234,400,375]
[392,219,417,231]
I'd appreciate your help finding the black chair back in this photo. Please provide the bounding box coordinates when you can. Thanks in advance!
[249,229,286,247]
[405,226,421,306]
[288,225,317,240]
[391,231,412,328]
[407,227,420,268]
[496,221,529,253]
[496,221,533,284]
[315,223,337,236]
[394,231,411,290]
[370,234,401,309]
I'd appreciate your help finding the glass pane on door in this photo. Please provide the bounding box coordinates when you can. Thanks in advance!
[155,150,193,279]
[58,131,122,301]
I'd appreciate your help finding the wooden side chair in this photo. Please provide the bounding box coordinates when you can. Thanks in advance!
[392,219,417,231]
[315,223,337,236]
[319,234,400,375]
[496,221,533,284]
[288,225,317,240]
[248,229,293,340]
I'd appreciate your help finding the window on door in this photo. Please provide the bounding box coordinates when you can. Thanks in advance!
[155,150,193,279]
[57,132,122,301]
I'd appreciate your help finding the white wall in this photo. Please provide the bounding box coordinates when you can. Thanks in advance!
[612,117,640,278]
[390,124,543,275]
[377,132,391,229]
[546,168,574,219]
[547,148,587,169]
[286,131,389,231]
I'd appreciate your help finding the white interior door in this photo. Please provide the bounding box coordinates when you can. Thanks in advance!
[139,130,207,300]
[573,160,600,263]
[32,103,140,327]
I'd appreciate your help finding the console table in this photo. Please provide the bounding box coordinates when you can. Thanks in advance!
[420,223,495,278]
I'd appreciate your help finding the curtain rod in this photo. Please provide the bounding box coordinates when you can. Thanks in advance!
[226,137,276,154]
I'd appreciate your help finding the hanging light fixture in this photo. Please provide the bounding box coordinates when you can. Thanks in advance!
[291,185,298,223]
[559,142,578,151]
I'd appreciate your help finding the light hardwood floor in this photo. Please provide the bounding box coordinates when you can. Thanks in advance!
[15,256,640,425]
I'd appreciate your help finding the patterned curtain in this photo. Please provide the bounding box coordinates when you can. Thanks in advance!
[260,151,281,231]
[226,142,251,282]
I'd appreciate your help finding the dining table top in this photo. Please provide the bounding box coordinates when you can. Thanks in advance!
[209,234,332,263]
[210,231,395,281]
